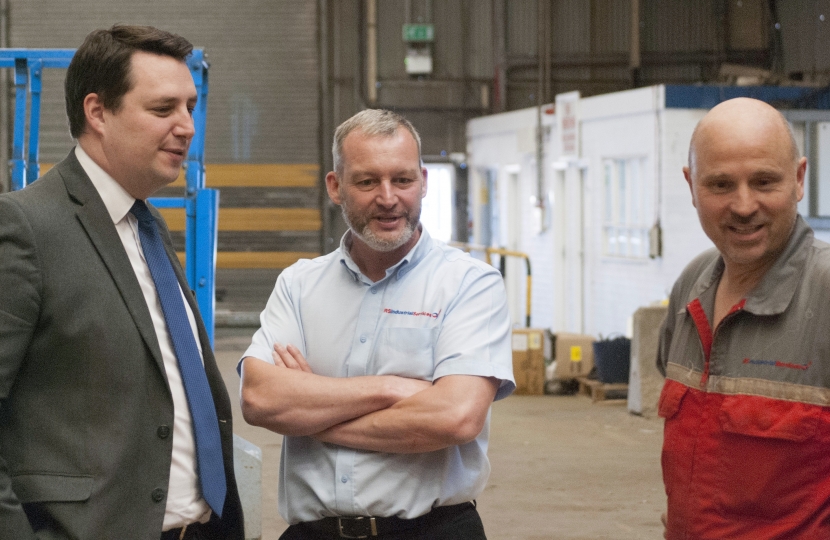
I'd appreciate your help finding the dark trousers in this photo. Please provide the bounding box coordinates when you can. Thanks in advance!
[279,503,487,540]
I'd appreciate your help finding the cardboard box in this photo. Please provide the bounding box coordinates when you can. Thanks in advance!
[511,328,546,395]
[553,333,595,380]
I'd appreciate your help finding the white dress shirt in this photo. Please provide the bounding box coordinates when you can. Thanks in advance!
[74,145,211,530]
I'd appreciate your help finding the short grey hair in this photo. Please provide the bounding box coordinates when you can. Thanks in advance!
[332,109,422,173]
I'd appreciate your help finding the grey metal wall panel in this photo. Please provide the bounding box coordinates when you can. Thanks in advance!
[728,0,767,49]
[215,268,281,312]
[433,0,464,78]
[507,80,541,110]
[9,0,319,164]
[587,64,634,87]
[330,0,362,125]
[169,230,321,253]
[591,0,630,54]
[465,0,493,79]
[404,109,467,155]
[377,0,408,79]
[38,69,73,164]
[377,79,468,108]
[642,63,701,83]
[549,65,593,91]
[778,0,830,74]
[551,0,591,55]
[642,0,719,53]
[506,0,538,56]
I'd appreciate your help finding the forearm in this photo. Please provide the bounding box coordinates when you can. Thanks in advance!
[314,375,499,453]
[240,356,428,436]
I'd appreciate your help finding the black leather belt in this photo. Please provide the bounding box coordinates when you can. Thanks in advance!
[306,501,475,538]
[160,520,210,540]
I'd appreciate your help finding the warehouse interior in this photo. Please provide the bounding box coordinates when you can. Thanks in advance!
[3,1,830,538]
[5,0,829,317]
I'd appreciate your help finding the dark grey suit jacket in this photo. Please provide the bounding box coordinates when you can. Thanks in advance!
[0,151,243,539]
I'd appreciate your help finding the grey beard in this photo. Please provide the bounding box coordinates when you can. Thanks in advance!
[341,206,417,253]
[358,220,416,252]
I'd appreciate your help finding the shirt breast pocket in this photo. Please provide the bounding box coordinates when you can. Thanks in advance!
[373,327,436,380]
[715,395,822,522]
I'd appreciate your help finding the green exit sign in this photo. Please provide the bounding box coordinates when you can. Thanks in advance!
[402,24,434,43]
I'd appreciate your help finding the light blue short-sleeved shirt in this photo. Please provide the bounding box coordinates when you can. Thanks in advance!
[242,227,515,524]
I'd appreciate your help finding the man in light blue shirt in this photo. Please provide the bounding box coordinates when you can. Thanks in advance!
[240,109,514,539]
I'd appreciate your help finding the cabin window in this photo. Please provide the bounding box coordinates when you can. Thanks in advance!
[602,157,651,259]
[791,120,830,230]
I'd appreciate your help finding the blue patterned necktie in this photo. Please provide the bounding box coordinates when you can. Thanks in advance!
[130,200,226,517]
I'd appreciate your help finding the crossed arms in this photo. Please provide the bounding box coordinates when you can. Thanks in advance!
[240,344,499,454]
[240,259,511,454]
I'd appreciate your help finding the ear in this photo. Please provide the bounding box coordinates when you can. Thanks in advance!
[683,166,696,208]
[420,167,428,199]
[325,171,342,205]
[796,156,807,202]
[83,93,107,137]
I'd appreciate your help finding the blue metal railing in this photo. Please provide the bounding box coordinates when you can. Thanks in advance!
[0,48,219,343]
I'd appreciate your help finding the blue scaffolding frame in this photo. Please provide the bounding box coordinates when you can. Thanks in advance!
[0,48,219,343]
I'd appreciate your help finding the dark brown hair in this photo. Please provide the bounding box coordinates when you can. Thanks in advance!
[65,24,193,138]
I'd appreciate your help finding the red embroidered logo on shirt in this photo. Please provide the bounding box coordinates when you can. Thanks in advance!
[383,308,441,318]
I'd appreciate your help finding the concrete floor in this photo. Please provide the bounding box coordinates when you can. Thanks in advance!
[215,328,666,540]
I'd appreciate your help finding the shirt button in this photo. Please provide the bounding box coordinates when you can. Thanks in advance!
[371,288,378,294]
[157,425,170,439]
[360,335,367,343]
[341,476,348,483]
[151,488,165,502]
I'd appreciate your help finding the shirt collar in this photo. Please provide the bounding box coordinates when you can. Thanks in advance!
[689,215,814,317]
[74,145,137,224]
[338,224,433,283]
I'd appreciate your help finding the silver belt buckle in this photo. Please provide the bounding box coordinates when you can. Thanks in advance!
[337,516,378,538]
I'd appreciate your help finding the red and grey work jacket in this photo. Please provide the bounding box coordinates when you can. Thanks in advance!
[657,217,830,540]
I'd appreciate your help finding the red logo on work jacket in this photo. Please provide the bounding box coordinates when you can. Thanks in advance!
[742,358,812,371]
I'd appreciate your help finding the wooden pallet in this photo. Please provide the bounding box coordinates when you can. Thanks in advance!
[576,377,628,403]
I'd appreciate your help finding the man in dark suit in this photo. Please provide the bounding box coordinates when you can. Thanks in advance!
[0,25,243,539]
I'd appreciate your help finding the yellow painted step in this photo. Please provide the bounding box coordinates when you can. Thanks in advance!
[39,163,320,188]
[158,208,321,232]
[173,163,319,187]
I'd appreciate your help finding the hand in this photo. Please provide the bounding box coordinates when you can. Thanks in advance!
[272,342,313,373]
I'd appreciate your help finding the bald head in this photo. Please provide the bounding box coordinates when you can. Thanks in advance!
[683,97,807,279]
[688,98,800,176]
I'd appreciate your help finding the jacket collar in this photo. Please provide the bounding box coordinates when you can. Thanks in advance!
[688,215,814,317]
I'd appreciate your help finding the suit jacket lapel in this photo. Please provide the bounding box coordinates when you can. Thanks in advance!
[58,152,168,376]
